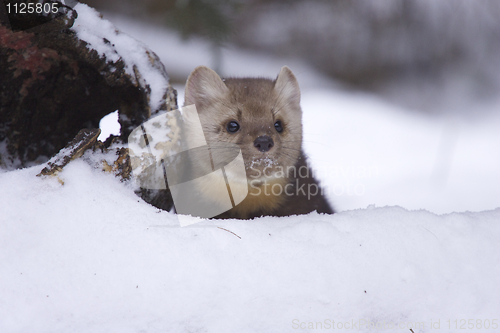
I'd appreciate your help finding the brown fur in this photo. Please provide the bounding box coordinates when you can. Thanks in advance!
[183,66,333,219]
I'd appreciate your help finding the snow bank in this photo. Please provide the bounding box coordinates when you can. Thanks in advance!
[1,160,498,332]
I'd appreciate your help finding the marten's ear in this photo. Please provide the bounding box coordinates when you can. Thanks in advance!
[274,66,301,105]
[184,66,228,108]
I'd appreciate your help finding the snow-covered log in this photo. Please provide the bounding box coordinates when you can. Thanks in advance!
[0,1,176,169]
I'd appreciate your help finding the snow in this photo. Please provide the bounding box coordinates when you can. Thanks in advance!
[1,161,499,332]
[1,8,500,333]
[98,110,120,141]
[301,90,500,214]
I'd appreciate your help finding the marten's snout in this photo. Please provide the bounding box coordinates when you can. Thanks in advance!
[253,135,274,152]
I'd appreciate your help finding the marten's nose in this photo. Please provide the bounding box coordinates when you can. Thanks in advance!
[254,135,274,152]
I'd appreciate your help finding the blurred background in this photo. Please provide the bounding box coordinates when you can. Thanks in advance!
[81,0,500,110]
[83,0,500,214]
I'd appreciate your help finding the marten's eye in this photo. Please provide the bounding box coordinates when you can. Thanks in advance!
[274,120,283,133]
[227,121,240,133]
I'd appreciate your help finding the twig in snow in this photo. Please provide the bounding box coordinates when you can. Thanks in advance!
[217,227,241,239]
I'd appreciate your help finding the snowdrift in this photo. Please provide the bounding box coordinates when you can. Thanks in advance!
[1,160,498,332]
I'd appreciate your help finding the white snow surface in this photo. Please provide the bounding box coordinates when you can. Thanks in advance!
[1,161,499,332]
[98,110,120,141]
[1,10,500,333]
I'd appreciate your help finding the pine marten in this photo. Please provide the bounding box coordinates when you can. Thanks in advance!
[182,66,333,219]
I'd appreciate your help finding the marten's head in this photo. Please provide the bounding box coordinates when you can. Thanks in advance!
[184,66,303,182]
